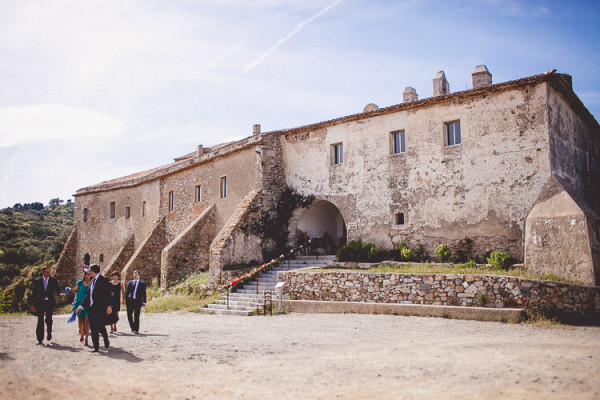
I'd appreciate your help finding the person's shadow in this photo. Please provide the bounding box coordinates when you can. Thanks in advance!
[104,345,143,362]
[46,343,80,353]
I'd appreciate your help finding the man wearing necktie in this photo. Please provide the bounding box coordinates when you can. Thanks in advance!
[31,266,64,345]
[125,270,146,334]
[77,264,112,352]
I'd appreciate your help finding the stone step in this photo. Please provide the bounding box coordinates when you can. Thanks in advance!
[207,303,259,312]
[197,307,252,316]
[214,299,268,307]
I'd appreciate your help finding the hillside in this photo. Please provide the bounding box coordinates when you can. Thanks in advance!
[0,200,74,286]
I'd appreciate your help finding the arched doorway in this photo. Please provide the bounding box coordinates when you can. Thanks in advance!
[289,200,346,254]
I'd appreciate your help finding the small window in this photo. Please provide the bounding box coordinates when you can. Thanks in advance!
[445,120,461,147]
[391,131,405,154]
[220,176,227,198]
[109,202,115,219]
[83,208,88,223]
[195,185,202,203]
[99,254,104,262]
[125,206,131,219]
[395,212,405,225]
[169,191,175,212]
[332,143,343,165]
[142,201,146,217]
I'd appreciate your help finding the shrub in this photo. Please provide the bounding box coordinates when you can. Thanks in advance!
[435,243,451,263]
[452,238,474,263]
[337,240,382,263]
[413,245,429,262]
[486,250,512,269]
[394,242,414,262]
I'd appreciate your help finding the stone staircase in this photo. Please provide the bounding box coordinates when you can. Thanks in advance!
[199,255,335,315]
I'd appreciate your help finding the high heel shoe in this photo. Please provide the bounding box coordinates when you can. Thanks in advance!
[80,335,84,342]
[84,338,89,346]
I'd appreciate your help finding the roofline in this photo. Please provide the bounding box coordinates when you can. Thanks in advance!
[267,70,599,137]
[75,134,262,196]
[75,70,599,197]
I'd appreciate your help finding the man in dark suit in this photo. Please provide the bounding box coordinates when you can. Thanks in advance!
[30,265,64,345]
[125,270,146,334]
[77,264,112,352]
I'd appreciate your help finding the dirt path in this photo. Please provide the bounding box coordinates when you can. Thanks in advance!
[1,312,599,399]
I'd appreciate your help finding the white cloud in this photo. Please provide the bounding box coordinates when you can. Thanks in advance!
[0,104,125,147]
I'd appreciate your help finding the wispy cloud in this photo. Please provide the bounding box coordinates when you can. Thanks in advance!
[242,0,344,74]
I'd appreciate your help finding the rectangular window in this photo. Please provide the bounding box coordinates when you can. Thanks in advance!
[332,143,343,165]
[445,120,461,147]
[169,191,174,212]
[142,201,146,217]
[83,208,88,223]
[391,131,405,154]
[396,212,405,225]
[125,206,131,219]
[195,185,202,203]
[109,202,115,219]
[220,176,227,198]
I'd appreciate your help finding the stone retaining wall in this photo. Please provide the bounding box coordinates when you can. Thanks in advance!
[279,271,600,316]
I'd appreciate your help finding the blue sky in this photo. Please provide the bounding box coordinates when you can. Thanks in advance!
[1,0,599,208]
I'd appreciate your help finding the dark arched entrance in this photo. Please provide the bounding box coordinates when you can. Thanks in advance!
[289,199,346,254]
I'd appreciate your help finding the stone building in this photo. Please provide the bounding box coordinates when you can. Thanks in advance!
[56,67,600,287]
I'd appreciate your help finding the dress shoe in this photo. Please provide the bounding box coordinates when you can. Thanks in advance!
[91,349,99,353]
[104,338,110,349]
[47,333,52,341]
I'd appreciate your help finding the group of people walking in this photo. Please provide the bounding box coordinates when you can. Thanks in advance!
[31,264,147,353]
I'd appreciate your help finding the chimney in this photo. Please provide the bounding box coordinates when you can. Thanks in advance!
[472,65,492,88]
[253,124,261,136]
[197,145,204,156]
[433,71,449,96]
[403,87,418,103]
[363,103,379,113]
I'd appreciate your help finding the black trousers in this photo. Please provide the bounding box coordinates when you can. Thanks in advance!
[88,308,108,350]
[126,299,141,332]
[35,301,53,342]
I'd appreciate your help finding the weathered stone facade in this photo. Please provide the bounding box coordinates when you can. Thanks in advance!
[56,68,600,287]
[209,190,263,284]
[161,205,216,289]
[279,270,600,317]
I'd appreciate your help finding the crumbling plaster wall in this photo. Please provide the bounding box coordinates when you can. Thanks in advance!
[283,83,552,260]
[73,180,161,274]
[547,86,600,215]
[528,84,600,284]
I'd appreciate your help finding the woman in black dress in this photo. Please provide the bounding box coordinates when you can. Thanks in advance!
[109,271,125,333]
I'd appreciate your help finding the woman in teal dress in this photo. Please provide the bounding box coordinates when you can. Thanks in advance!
[71,268,91,346]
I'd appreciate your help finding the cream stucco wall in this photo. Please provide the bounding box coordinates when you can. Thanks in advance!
[283,82,552,259]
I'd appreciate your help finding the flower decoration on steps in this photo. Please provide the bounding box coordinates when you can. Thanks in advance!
[221,241,310,290]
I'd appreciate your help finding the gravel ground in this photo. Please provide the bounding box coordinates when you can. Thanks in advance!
[1,312,599,400]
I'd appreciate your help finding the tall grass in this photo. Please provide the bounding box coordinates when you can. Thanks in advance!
[145,271,222,313]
